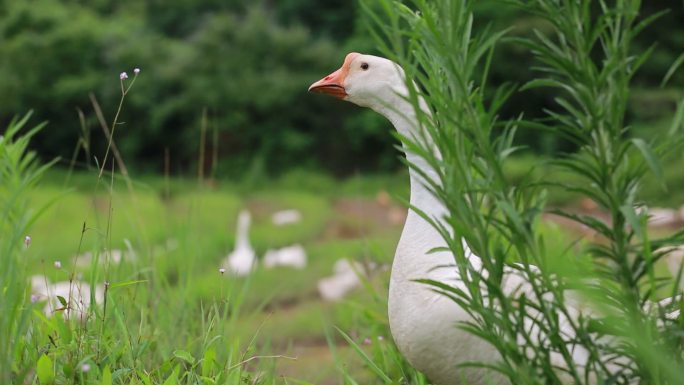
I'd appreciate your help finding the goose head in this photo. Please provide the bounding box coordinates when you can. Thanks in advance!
[309,52,408,112]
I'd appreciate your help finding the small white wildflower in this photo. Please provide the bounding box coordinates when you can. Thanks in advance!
[219,268,226,274]
[120,72,128,80]
[54,260,62,269]
[133,68,140,75]
[378,336,384,341]
[24,235,31,248]
[80,363,91,372]
[30,294,40,303]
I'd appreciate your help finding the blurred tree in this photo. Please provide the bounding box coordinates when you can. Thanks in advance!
[0,0,140,163]
[0,0,680,177]
[0,0,395,177]
[267,0,357,40]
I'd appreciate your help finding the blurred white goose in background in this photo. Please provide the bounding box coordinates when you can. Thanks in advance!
[30,275,104,319]
[263,244,307,269]
[647,207,678,226]
[73,239,137,267]
[317,259,379,301]
[222,209,256,276]
[271,209,302,226]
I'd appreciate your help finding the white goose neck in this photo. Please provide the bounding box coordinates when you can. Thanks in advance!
[372,94,446,220]
[235,211,252,249]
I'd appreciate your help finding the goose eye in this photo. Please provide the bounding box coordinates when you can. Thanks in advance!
[360,63,369,70]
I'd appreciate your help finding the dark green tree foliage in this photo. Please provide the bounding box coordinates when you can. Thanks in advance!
[269,0,358,40]
[0,1,126,160]
[0,0,681,176]
[0,0,395,176]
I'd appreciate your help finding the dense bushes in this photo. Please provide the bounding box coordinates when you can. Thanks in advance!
[0,0,395,177]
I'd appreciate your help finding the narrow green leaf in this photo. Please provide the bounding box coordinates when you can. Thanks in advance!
[198,376,217,385]
[549,209,613,239]
[101,365,112,385]
[201,348,216,377]
[520,78,566,91]
[162,365,180,385]
[620,205,644,239]
[661,52,684,87]
[136,370,152,385]
[668,99,684,136]
[631,138,665,188]
[108,280,147,290]
[633,9,668,37]
[497,201,527,235]
[335,327,393,384]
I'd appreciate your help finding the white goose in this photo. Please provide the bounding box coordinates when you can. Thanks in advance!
[263,244,307,269]
[222,209,256,276]
[30,275,105,320]
[310,52,506,385]
[311,52,684,385]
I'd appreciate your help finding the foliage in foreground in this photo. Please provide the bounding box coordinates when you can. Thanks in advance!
[361,0,684,383]
[0,117,246,384]
[0,117,412,384]
[0,114,54,383]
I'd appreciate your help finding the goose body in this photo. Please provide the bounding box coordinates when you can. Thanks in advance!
[317,259,379,302]
[263,244,307,269]
[310,53,502,384]
[30,275,105,319]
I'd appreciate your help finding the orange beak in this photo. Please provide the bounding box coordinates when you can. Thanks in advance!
[308,52,360,99]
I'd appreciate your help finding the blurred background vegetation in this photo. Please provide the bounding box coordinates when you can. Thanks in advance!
[0,0,682,180]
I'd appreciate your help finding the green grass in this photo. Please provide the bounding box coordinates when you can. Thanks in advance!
[12,155,684,384]
[8,147,684,385]
[8,165,415,384]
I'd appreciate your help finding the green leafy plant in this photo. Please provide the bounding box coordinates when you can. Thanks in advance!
[360,0,684,383]
[4,71,297,385]
[0,113,56,383]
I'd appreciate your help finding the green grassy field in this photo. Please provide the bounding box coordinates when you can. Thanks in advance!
[15,167,420,384]
[9,150,684,384]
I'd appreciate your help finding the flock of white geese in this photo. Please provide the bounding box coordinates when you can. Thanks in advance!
[30,206,369,319]
[219,208,373,301]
